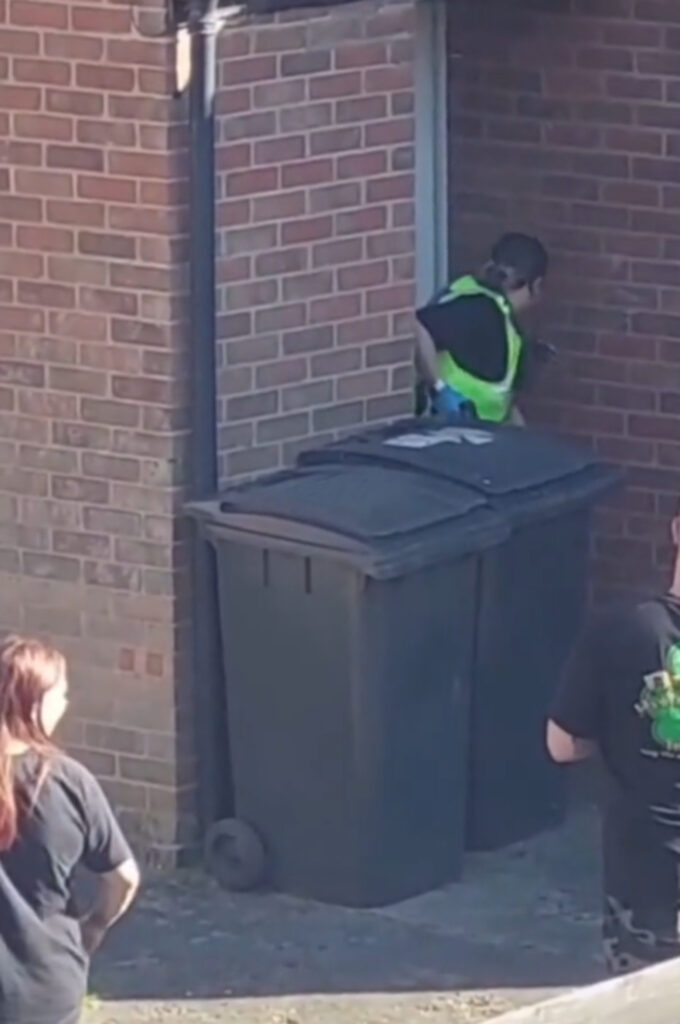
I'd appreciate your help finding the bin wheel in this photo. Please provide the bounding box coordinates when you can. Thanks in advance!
[204,818,266,893]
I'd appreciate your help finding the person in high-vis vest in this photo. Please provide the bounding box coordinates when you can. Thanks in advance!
[415,233,550,424]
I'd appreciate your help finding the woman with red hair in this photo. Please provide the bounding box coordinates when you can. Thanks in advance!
[0,636,139,1024]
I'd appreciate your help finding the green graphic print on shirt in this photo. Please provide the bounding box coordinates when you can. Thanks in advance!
[636,644,680,755]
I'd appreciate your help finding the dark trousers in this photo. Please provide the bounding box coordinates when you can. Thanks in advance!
[602,806,680,974]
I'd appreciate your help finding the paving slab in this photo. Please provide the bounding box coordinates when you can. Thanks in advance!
[86,992,530,1024]
[85,807,604,1024]
[492,958,680,1024]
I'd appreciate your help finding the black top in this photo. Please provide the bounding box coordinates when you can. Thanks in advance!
[416,288,529,388]
[550,595,680,847]
[0,751,132,1024]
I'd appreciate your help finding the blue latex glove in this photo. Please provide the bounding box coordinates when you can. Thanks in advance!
[432,384,468,416]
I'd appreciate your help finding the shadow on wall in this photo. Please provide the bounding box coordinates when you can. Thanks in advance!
[447,0,679,603]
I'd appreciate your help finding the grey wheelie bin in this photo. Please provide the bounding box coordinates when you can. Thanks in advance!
[299,419,620,852]
[188,462,507,907]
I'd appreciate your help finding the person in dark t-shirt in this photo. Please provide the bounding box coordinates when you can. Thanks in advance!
[0,636,139,1024]
[547,516,680,975]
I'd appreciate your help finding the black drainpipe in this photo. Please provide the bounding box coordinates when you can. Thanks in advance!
[186,0,232,839]
[183,0,355,842]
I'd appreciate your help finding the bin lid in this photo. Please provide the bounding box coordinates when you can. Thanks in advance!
[188,463,507,579]
[297,419,621,526]
[220,464,484,537]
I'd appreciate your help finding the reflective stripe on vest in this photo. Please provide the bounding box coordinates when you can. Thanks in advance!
[436,275,523,423]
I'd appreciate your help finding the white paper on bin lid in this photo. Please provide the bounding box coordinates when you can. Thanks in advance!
[385,427,494,449]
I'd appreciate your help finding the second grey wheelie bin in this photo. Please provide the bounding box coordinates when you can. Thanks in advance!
[189,462,507,906]
[299,419,620,851]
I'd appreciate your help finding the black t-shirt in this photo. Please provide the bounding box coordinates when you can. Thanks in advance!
[415,288,528,387]
[550,595,680,844]
[0,751,132,1024]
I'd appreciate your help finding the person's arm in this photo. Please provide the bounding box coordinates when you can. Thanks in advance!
[415,312,464,414]
[415,322,441,387]
[546,719,596,764]
[77,767,140,955]
[513,339,529,394]
[80,858,140,955]
[515,336,556,394]
[546,612,612,766]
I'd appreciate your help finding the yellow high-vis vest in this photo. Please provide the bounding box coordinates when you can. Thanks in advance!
[436,276,523,423]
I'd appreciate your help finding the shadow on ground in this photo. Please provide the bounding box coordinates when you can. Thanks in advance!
[89,805,603,1017]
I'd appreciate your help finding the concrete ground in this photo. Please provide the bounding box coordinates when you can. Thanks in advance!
[85,804,604,1024]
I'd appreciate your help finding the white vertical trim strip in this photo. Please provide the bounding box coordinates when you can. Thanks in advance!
[414,0,449,306]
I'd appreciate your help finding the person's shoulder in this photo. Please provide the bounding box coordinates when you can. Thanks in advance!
[635,594,680,629]
[457,289,503,310]
[591,595,669,637]
[47,752,100,796]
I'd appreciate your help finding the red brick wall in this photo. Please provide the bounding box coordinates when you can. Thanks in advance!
[448,0,680,601]
[0,0,193,859]
[215,0,417,483]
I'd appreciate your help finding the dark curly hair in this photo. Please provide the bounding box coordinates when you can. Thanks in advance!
[480,233,548,294]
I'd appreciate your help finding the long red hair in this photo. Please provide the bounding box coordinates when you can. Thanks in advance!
[0,636,65,850]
